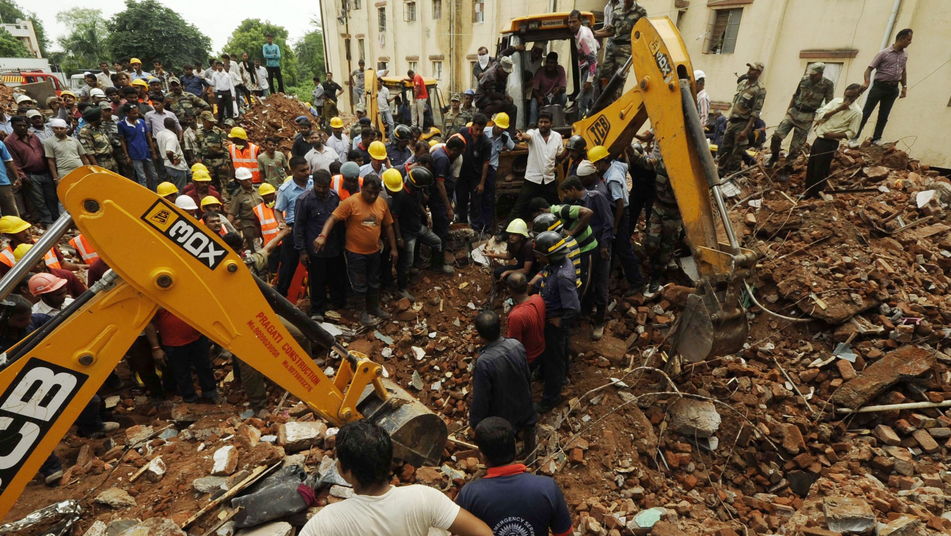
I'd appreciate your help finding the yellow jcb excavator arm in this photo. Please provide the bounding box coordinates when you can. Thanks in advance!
[0,167,446,519]
[573,17,757,362]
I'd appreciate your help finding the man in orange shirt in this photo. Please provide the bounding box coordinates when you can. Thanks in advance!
[314,174,398,326]
[407,69,429,129]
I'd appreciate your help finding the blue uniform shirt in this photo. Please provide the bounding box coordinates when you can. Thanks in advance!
[275,176,313,225]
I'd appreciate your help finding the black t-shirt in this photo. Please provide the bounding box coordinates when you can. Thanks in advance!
[322,81,342,103]
[458,127,492,180]
[389,187,424,235]
[292,132,313,158]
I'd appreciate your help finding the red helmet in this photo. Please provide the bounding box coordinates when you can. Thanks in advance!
[28,273,67,297]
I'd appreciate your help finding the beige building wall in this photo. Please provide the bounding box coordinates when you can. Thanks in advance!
[639,0,951,168]
[321,0,951,167]
[2,19,42,59]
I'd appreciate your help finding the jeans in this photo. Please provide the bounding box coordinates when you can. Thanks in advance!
[470,167,496,233]
[345,250,382,294]
[380,111,394,133]
[612,208,642,286]
[455,174,476,226]
[858,81,900,142]
[541,319,571,407]
[528,93,566,126]
[0,185,18,217]
[217,90,234,121]
[804,137,839,198]
[509,180,557,223]
[398,226,442,289]
[25,172,58,224]
[165,336,216,401]
[430,178,455,241]
[307,253,347,314]
[584,249,611,324]
[131,159,158,190]
[165,167,188,190]
[577,84,594,118]
[275,232,298,296]
[266,66,285,93]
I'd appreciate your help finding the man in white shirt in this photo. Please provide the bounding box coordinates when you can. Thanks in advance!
[694,69,710,126]
[326,117,350,163]
[156,117,188,189]
[298,421,491,536]
[805,83,863,198]
[96,62,115,89]
[510,111,564,221]
[253,59,269,96]
[304,131,340,173]
[206,61,235,122]
[377,77,394,133]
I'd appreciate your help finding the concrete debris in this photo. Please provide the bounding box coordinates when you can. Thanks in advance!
[823,496,876,534]
[124,425,154,446]
[277,421,327,452]
[82,520,107,536]
[116,518,185,536]
[145,456,166,482]
[193,476,228,493]
[211,445,239,476]
[831,346,936,408]
[94,488,137,509]
[879,515,923,536]
[667,398,721,438]
[235,522,294,536]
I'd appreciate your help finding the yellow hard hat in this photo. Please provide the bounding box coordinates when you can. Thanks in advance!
[200,195,221,208]
[156,181,179,197]
[428,139,438,147]
[228,126,248,140]
[505,218,529,237]
[420,127,440,141]
[258,183,277,196]
[0,215,31,235]
[368,141,387,161]
[192,170,212,182]
[13,243,33,262]
[382,168,404,193]
[587,145,609,163]
[130,57,142,64]
[190,162,209,174]
[493,112,510,130]
[131,79,149,88]
[329,116,344,128]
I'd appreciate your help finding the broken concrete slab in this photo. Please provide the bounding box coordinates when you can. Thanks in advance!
[117,518,185,536]
[124,425,153,446]
[830,346,936,409]
[95,488,137,509]
[211,445,238,476]
[278,421,327,452]
[235,522,293,536]
[82,520,107,536]
[823,496,876,534]
[668,398,720,438]
[105,519,140,536]
[879,515,923,536]
[146,456,166,482]
[193,476,227,493]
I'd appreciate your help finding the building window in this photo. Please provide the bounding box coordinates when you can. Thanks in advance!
[806,61,843,89]
[433,0,442,19]
[405,2,417,22]
[348,0,361,9]
[408,60,418,72]
[358,38,366,61]
[705,8,742,54]
[378,6,387,45]
[432,60,443,79]
[377,60,388,71]
[473,0,485,23]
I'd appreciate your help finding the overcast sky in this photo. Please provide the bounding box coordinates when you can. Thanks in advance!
[28,0,323,53]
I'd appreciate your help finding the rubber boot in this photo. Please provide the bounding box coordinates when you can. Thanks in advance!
[367,290,390,320]
[356,292,375,326]
[431,249,456,275]
[768,136,781,167]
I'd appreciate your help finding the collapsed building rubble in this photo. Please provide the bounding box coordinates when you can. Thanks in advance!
[2,103,949,536]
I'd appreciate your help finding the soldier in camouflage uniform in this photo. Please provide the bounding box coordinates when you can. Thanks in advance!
[597,0,647,90]
[631,141,681,295]
[195,110,233,189]
[166,77,210,120]
[442,93,470,134]
[718,62,767,175]
[78,107,118,173]
[768,62,834,166]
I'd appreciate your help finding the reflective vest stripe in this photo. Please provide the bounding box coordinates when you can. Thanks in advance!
[330,175,362,201]
[43,250,62,270]
[0,247,14,267]
[229,143,262,183]
[252,203,280,245]
[68,235,99,263]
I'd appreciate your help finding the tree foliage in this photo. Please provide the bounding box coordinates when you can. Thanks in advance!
[55,9,110,73]
[223,19,299,86]
[294,25,325,83]
[106,0,210,69]
[0,27,30,57]
[0,0,48,56]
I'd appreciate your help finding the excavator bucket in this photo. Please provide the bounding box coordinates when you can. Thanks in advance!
[672,282,748,363]
[358,380,448,466]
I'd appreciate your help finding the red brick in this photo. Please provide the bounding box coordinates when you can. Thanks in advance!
[873,424,901,446]
[835,359,857,380]
[911,429,939,453]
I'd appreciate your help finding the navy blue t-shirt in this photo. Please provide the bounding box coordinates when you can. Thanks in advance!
[456,465,572,536]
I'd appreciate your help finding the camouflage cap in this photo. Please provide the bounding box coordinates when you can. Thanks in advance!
[450,93,461,102]
[746,61,765,72]
[199,110,216,122]
[807,62,825,74]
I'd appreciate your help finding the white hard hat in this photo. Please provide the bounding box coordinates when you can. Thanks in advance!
[15,94,36,104]
[89,88,106,98]
[234,167,253,180]
[694,70,706,81]
[174,194,199,211]
[49,118,69,129]
[576,160,598,177]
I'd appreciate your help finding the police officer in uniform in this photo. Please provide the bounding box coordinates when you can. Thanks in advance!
[442,93,471,134]
[630,142,680,296]
[78,107,119,173]
[768,62,834,167]
[718,62,767,175]
[597,0,647,92]
[195,110,233,188]
[167,77,210,120]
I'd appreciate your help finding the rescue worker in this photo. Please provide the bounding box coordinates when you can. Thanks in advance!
[631,142,681,296]
[294,170,346,319]
[166,76,210,120]
[386,125,413,169]
[326,117,350,163]
[442,93,470,134]
[253,183,281,268]
[332,161,363,201]
[195,110,232,188]
[598,0,647,92]
[182,170,222,212]
[77,107,118,172]
[360,140,390,179]
[564,135,587,177]
[228,167,264,250]
[588,146,642,292]
[769,62,834,167]
[718,62,767,175]
[475,57,517,131]
[0,216,82,277]
[228,126,261,185]
[157,181,179,203]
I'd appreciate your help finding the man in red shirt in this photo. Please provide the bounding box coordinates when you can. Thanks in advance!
[407,70,429,129]
[505,272,545,365]
[152,309,218,403]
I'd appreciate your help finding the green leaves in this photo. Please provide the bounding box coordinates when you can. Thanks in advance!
[0,27,30,57]
[105,0,211,70]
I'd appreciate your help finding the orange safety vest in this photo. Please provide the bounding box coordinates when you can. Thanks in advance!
[229,142,262,183]
[198,221,228,237]
[330,174,363,201]
[252,202,280,246]
[0,245,61,269]
[68,234,99,264]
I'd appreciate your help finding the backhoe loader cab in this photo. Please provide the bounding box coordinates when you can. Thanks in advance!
[495,11,596,130]
[367,72,445,140]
